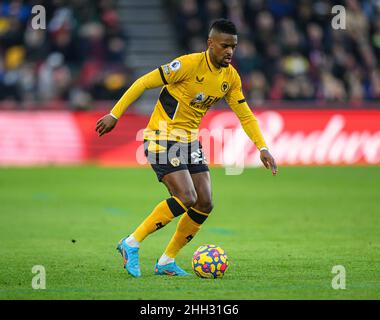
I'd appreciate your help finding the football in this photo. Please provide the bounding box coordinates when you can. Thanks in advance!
[192,244,229,278]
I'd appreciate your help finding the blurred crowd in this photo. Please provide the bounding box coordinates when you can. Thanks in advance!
[0,0,130,109]
[172,0,380,105]
[1,0,380,110]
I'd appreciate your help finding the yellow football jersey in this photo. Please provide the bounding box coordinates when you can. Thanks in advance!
[110,50,267,149]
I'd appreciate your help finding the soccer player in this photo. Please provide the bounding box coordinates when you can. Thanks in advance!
[95,19,277,277]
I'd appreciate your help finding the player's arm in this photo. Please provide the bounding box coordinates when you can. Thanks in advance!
[95,69,164,136]
[225,73,277,175]
[96,57,191,137]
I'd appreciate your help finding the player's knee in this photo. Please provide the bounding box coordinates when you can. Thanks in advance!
[177,189,198,208]
[205,200,214,213]
[196,199,214,214]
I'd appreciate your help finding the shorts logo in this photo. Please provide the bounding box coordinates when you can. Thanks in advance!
[221,81,229,93]
[169,60,181,72]
[170,157,181,167]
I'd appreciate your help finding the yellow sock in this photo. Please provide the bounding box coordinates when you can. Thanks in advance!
[132,196,187,242]
[164,207,209,258]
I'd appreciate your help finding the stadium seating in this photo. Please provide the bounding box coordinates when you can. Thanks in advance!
[1,0,380,110]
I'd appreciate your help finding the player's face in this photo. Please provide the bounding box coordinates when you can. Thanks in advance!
[208,32,238,68]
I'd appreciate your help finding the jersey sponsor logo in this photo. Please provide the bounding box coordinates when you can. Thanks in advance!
[190,94,221,110]
[192,92,205,104]
[169,60,181,71]
[221,81,229,92]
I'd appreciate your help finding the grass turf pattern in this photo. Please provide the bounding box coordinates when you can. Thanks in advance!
[0,166,379,299]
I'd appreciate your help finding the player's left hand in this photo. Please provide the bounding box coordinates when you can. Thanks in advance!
[260,149,278,176]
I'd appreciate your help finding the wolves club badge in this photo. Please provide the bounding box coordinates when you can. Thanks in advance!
[170,157,181,167]
[221,81,229,92]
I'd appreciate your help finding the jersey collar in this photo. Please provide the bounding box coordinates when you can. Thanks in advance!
[205,50,222,73]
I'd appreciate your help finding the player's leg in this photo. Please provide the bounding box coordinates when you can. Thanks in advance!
[159,171,212,266]
[155,141,212,275]
[117,140,194,277]
[130,140,199,242]
[117,170,194,277]
[190,171,213,213]
[131,169,196,243]
[153,169,201,275]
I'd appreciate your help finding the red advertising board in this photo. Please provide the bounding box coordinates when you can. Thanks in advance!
[0,110,379,166]
[200,110,380,166]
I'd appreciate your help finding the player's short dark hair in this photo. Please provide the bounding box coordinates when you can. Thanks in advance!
[209,19,237,35]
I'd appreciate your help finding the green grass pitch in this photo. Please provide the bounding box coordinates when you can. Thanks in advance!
[0,166,379,300]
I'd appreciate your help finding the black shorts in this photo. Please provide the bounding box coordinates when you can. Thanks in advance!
[144,139,209,182]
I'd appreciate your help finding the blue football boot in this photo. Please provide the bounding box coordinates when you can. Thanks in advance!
[154,260,190,276]
[116,237,141,277]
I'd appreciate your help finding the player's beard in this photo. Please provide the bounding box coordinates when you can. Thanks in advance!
[219,56,232,67]
[210,50,230,68]
[220,61,229,67]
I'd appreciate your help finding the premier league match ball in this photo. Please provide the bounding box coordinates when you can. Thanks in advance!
[192,244,229,279]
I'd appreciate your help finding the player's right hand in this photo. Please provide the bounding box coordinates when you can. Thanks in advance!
[95,114,118,137]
